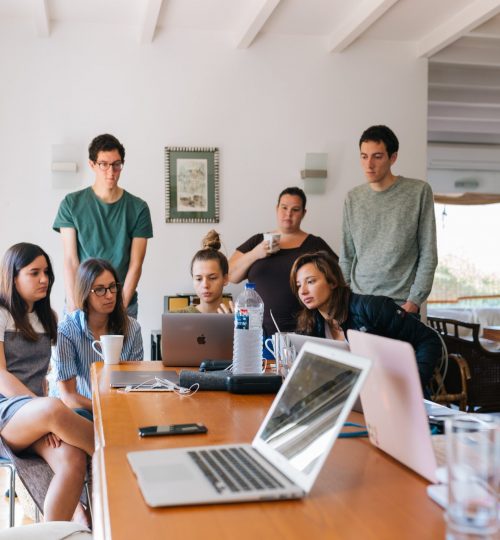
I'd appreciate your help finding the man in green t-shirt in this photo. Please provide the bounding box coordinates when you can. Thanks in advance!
[53,134,153,317]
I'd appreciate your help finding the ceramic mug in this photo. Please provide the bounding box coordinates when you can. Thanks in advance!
[92,335,124,365]
[263,233,281,254]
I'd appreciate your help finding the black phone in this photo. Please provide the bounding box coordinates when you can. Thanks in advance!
[138,423,208,437]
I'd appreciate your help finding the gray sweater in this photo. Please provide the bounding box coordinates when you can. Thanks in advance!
[339,176,437,306]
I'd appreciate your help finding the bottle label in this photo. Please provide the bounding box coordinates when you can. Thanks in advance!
[235,309,249,330]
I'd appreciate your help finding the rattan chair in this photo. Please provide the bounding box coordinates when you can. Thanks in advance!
[428,316,500,412]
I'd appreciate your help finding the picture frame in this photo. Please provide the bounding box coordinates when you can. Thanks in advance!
[165,146,219,223]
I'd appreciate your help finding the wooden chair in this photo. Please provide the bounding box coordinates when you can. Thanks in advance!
[428,316,500,412]
[429,353,470,411]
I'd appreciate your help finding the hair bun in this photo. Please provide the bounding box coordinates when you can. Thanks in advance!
[202,230,221,250]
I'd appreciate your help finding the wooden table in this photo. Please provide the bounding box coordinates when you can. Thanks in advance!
[91,362,445,540]
[483,326,500,342]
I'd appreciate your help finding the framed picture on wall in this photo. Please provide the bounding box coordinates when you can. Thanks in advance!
[165,146,219,223]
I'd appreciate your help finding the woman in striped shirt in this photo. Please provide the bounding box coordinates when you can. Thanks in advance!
[53,258,143,418]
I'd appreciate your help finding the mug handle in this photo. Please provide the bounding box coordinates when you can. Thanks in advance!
[264,337,275,359]
[91,340,104,360]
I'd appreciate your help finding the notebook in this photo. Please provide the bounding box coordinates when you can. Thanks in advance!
[347,330,466,483]
[109,370,179,388]
[161,313,234,367]
[127,341,372,507]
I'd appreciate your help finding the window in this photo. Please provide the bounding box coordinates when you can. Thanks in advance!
[429,203,500,307]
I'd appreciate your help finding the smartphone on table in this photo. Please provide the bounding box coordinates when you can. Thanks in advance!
[138,423,208,437]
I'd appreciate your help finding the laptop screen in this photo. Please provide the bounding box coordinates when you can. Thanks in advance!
[259,351,362,475]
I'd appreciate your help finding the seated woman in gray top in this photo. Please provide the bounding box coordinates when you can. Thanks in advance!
[0,243,93,523]
[176,230,233,314]
[53,258,143,418]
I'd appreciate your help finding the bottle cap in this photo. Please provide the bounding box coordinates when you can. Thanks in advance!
[245,283,256,290]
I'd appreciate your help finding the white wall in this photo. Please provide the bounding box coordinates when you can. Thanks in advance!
[0,22,428,357]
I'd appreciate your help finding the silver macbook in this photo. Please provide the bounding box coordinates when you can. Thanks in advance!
[347,330,467,483]
[127,341,372,507]
[161,313,234,367]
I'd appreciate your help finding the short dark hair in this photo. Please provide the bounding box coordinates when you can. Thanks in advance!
[88,134,125,163]
[190,230,228,276]
[0,243,57,342]
[277,187,307,210]
[359,125,399,157]
[75,258,129,336]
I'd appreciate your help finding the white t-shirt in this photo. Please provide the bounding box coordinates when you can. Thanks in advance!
[0,307,45,341]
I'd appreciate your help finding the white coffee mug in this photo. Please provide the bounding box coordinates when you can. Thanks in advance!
[92,335,124,365]
[263,233,281,254]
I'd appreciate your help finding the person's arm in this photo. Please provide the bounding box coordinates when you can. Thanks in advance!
[60,228,80,313]
[122,238,148,309]
[228,241,270,284]
[57,377,92,411]
[339,199,354,285]
[0,342,36,398]
[406,184,438,308]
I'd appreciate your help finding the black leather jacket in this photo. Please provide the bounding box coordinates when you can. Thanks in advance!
[311,292,441,388]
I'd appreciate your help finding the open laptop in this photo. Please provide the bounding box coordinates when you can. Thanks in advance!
[161,313,234,367]
[127,341,372,507]
[287,333,350,353]
[347,330,457,484]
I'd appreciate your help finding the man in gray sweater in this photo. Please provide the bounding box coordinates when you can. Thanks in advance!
[340,125,437,314]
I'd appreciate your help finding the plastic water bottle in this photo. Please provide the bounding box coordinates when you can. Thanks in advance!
[232,283,264,374]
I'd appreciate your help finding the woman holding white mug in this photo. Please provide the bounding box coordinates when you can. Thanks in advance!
[229,187,336,337]
[53,258,143,418]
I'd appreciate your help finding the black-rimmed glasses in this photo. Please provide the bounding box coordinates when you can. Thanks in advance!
[96,161,123,171]
[90,283,121,297]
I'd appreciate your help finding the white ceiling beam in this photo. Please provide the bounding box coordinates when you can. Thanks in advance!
[139,0,163,45]
[327,0,399,53]
[235,0,281,49]
[33,0,50,38]
[417,0,500,58]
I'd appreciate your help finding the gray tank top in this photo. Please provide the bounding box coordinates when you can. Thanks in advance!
[1,331,51,398]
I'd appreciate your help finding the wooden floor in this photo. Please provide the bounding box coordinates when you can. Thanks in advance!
[0,467,33,529]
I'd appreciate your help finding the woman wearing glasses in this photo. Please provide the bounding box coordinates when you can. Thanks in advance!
[53,258,143,419]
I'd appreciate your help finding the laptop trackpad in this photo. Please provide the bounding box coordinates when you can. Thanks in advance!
[140,463,194,483]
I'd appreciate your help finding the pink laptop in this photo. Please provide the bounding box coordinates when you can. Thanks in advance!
[347,330,440,483]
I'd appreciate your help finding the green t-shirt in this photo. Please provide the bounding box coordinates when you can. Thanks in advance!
[53,187,153,305]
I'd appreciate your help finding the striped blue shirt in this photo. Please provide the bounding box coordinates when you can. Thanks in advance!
[52,309,143,399]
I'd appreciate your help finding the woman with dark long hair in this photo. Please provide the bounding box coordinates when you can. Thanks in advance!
[0,243,93,522]
[290,251,441,389]
[53,258,143,417]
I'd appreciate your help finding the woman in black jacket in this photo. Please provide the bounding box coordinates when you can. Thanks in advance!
[290,251,442,390]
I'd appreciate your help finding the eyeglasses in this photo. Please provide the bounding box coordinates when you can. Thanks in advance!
[95,161,123,171]
[90,283,120,297]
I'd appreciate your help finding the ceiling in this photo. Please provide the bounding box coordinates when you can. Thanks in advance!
[2,0,500,144]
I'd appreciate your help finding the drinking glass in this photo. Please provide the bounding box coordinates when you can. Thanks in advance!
[445,415,500,540]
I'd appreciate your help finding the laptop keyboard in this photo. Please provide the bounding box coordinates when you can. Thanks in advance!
[187,447,286,494]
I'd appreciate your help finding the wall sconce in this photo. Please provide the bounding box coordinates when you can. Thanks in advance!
[301,153,327,194]
[52,144,80,189]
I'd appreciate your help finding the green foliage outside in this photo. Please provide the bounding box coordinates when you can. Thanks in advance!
[429,254,500,307]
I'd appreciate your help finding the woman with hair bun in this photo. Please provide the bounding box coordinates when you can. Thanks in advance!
[177,230,233,314]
